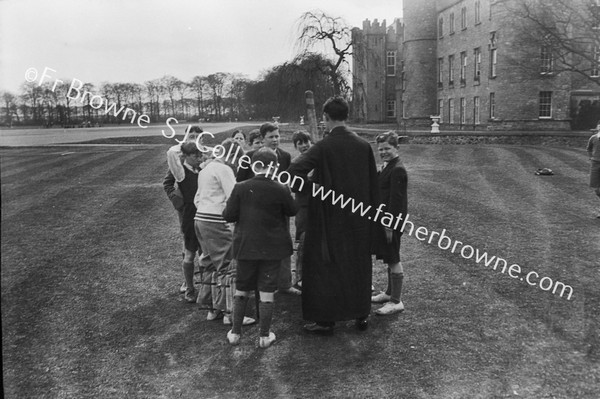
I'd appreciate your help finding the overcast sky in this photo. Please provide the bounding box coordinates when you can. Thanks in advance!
[0,0,402,93]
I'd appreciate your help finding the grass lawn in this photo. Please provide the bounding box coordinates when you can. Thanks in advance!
[1,134,599,398]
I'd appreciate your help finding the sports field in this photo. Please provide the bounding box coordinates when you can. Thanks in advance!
[1,131,599,398]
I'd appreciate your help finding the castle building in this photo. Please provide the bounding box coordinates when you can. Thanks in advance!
[352,19,404,124]
[352,0,600,130]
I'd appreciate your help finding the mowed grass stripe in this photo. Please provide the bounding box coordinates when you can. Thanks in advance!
[473,147,596,344]
[2,144,599,398]
[1,147,183,397]
[0,147,124,180]
[404,146,592,344]
[1,148,159,221]
[0,147,96,172]
[0,146,150,182]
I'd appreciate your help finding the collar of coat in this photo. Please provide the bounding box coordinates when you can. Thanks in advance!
[328,125,355,136]
[381,156,400,171]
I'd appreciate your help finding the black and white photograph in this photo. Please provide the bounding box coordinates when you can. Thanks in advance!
[1,0,599,397]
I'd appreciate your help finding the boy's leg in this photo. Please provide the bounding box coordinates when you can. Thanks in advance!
[295,232,305,285]
[257,260,280,339]
[196,221,233,312]
[182,249,197,302]
[375,262,405,315]
[389,262,404,304]
[232,290,251,335]
[195,221,215,308]
[277,256,292,289]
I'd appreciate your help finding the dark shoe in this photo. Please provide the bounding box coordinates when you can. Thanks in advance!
[184,289,198,303]
[355,317,369,331]
[303,322,334,336]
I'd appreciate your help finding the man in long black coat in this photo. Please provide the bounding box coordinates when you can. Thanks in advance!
[287,96,379,334]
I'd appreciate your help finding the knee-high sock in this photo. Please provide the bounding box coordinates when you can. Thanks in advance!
[232,295,249,335]
[390,272,404,304]
[259,301,274,337]
[385,267,392,295]
[183,261,195,293]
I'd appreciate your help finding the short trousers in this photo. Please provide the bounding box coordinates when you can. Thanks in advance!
[590,161,600,188]
[375,228,402,264]
[235,259,281,292]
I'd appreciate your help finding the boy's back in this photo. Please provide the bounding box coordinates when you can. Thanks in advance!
[223,175,297,260]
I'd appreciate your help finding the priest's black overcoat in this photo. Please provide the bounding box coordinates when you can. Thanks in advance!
[287,126,379,322]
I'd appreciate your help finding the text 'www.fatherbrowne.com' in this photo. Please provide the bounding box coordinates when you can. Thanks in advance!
[306,182,574,301]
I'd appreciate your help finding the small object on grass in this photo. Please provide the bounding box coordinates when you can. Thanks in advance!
[535,168,554,176]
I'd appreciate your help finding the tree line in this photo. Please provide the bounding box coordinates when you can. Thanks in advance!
[0,11,354,128]
[0,55,340,128]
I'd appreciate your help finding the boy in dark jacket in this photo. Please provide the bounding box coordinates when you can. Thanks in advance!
[223,148,298,348]
[163,141,205,303]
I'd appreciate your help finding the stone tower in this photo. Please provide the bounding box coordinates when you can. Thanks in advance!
[403,0,438,125]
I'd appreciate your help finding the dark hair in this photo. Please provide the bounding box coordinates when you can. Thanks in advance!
[375,131,399,147]
[323,96,349,121]
[259,122,279,137]
[248,129,262,145]
[220,138,243,164]
[189,125,203,133]
[231,129,246,139]
[180,141,202,156]
[251,147,277,167]
[292,130,312,146]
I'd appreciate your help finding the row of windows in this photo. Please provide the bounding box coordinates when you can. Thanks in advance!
[438,47,496,86]
[437,96,485,124]
[541,45,600,77]
[439,0,482,38]
[390,92,549,120]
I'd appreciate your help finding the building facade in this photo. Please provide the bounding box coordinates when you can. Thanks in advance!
[352,19,403,123]
[352,0,600,130]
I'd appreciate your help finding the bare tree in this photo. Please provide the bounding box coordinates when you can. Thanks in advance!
[295,10,353,94]
[190,76,207,120]
[499,0,600,86]
[173,79,188,119]
[228,74,250,119]
[207,73,228,120]
[1,91,18,126]
[21,82,43,124]
[161,75,180,117]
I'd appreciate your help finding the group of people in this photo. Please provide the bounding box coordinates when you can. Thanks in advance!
[163,96,408,348]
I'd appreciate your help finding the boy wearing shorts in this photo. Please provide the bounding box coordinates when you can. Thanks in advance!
[291,130,313,288]
[223,148,298,347]
[163,140,205,302]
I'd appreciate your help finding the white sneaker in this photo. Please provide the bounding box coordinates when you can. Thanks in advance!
[179,282,187,294]
[371,292,391,303]
[227,330,240,346]
[375,301,405,315]
[259,332,276,348]
[206,310,223,321]
[281,287,302,296]
[223,315,256,326]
